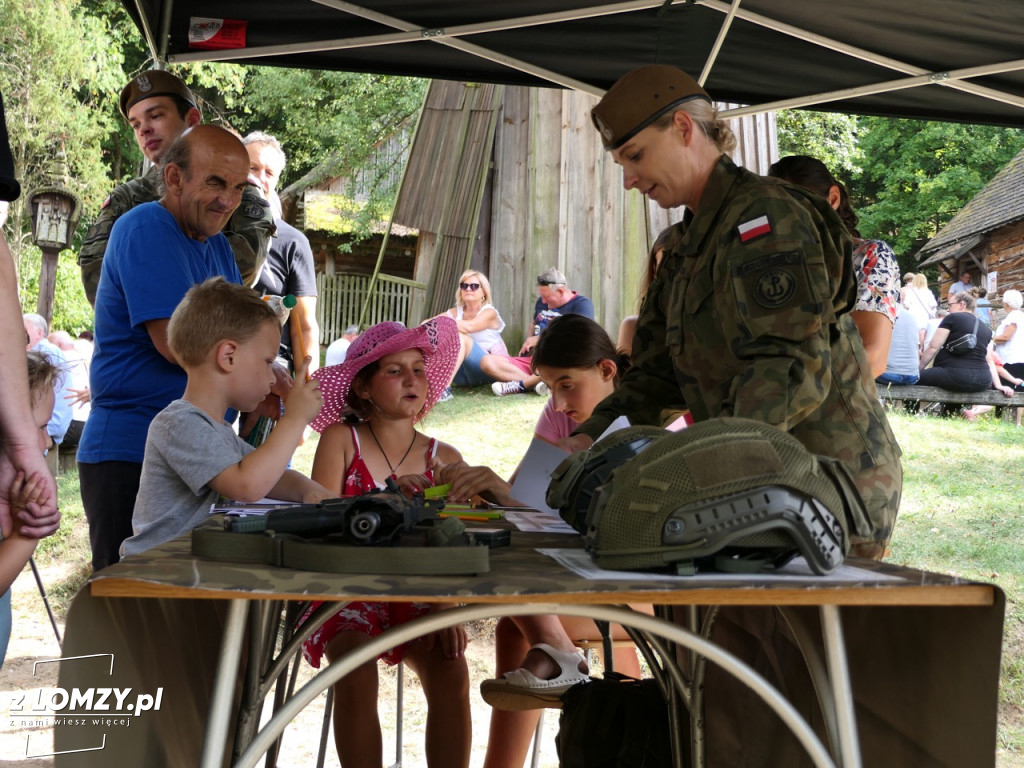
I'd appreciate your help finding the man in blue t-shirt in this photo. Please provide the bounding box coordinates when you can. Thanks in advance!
[521,267,595,354]
[947,272,972,305]
[480,267,596,396]
[77,125,251,571]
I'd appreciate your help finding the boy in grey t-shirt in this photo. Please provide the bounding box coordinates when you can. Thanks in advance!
[122,277,334,557]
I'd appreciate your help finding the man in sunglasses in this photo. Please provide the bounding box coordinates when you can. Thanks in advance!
[528,267,595,353]
[482,267,595,396]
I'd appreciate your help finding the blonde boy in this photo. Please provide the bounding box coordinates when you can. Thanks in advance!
[121,277,333,557]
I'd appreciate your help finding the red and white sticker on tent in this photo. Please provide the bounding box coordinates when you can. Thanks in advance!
[189,17,247,50]
[737,214,771,243]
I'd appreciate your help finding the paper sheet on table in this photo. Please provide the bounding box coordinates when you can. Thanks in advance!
[508,437,569,515]
[596,415,631,440]
[507,416,633,526]
[504,508,577,534]
[539,548,903,583]
[213,497,295,516]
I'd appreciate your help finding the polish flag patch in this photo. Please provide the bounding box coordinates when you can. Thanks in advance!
[738,215,771,243]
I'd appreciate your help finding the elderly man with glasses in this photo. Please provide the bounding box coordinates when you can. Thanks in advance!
[481,266,595,396]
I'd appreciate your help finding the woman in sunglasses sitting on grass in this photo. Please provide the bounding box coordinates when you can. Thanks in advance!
[439,270,508,399]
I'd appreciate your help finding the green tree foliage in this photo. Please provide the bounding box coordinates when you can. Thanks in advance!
[852,117,1024,265]
[226,67,427,242]
[775,109,1024,274]
[229,67,426,186]
[776,109,860,176]
[3,1,423,330]
[1,0,125,331]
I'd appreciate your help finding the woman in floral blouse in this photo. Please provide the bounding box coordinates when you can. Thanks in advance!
[769,155,901,377]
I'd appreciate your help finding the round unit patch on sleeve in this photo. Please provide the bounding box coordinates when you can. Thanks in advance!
[733,251,803,310]
[754,265,798,308]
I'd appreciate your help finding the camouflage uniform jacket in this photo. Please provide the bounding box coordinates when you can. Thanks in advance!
[77,165,275,305]
[579,155,901,546]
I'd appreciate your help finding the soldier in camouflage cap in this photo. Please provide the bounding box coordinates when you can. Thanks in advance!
[118,69,198,120]
[571,65,902,559]
[77,69,275,305]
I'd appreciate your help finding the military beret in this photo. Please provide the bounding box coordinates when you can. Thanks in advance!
[591,65,711,151]
[119,70,198,120]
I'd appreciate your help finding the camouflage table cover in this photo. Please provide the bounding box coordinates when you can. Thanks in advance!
[52,516,1003,768]
[88,515,994,606]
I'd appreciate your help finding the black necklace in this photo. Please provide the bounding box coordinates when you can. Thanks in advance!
[367,423,418,477]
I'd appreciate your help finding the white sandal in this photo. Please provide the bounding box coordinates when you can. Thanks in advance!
[479,642,590,710]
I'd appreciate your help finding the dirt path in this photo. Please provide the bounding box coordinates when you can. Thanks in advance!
[1,564,562,767]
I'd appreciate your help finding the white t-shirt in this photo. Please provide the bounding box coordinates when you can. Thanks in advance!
[903,286,937,329]
[453,304,506,353]
[923,316,945,350]
[995,309,1024,365]
[324,337,351,367]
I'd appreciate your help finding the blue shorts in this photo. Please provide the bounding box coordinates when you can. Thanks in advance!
[453,341,493,386]
[875,372,919,386]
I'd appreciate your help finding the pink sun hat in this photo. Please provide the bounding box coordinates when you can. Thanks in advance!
[311,316,459,433]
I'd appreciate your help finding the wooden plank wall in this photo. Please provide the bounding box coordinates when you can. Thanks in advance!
[936,220,1024,304]
[988,221,1024,294]
[395,81,503,323]
[308,82,777,350]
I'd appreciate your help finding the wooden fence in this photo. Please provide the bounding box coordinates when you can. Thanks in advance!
[317,272,428,343]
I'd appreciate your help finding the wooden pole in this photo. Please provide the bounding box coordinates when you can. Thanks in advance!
[35,246,58,329]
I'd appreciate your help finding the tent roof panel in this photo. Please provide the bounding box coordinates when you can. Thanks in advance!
[123,0,1024,126]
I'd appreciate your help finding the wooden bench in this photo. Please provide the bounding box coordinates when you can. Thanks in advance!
[876,383,1024,411]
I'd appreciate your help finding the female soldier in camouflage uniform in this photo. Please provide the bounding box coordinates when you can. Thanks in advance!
[574,65,901,559]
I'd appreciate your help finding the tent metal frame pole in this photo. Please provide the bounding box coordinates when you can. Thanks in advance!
[170,0,672,61]
[131,0,161,63]
[698,0,1024,111]
[698,0,741,87]
[722,57,1024,119]
[158,0,174,63]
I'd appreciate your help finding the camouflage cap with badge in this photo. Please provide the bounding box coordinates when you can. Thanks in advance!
[591,64,712,151]
[547,418,859,575]
[119,70,199,120]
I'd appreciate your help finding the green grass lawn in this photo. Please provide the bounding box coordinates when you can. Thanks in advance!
[32,390,1024,757]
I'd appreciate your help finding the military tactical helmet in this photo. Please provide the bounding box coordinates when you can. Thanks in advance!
[547,425,667,534]
[547,419,854,575]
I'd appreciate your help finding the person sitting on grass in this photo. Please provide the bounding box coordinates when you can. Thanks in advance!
[481,267,594,397]
[439,269,509,400]
[1,351,59,668]
[302,316,471,768]
[120,277,333,558]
